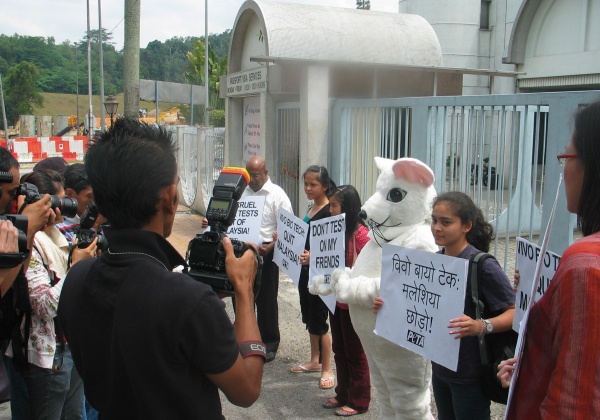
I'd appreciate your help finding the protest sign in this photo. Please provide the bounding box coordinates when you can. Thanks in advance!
[225,196,265,244]
[375,245,468,371]
[273,209,309,285]
[309,214,345,313]
[513,237,561,331]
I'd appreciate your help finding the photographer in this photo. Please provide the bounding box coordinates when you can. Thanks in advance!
[58,119,264,419]
[5,169,97,419]
[0,148,54,295]
[56,163,95,243]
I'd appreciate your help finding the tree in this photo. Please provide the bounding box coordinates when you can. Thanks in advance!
[185,39,228,125]
[356,0,371,10]
[3,62,43,127]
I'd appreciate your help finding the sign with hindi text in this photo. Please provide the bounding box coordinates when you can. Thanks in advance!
[375,245,468,371]
[273,209,309,285]
[309,214,345,313]
[513,237,561,331]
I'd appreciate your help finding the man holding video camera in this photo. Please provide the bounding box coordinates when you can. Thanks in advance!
[58,119,264,419]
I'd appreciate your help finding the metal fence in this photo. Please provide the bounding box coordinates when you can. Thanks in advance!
[330,90,600,265]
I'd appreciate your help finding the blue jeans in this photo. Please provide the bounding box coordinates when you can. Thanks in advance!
[432,373,491,420]
[22,344,85,420]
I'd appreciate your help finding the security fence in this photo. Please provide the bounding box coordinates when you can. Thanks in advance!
[329,90,600,263]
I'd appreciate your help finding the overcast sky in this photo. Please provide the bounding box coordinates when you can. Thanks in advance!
[1,0,399,50]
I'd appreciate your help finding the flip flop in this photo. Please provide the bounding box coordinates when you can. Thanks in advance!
[319,377,335,389]
[335,406,359,417]
[322,397,341,409]
[290,364,321,373]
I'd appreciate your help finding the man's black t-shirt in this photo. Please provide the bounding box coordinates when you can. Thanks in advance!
[59,228,239,419]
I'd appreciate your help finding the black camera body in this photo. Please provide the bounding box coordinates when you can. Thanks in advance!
[18,183,78,219]
[186,167,262,296]
[0,172,30,267]
[76,201,108,251]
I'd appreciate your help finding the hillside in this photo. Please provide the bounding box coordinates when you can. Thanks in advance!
[34,93,178,119]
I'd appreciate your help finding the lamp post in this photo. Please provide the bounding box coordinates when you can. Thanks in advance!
[104,95,118,127]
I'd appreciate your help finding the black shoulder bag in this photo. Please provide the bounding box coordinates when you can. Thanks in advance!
[469,252,518,405]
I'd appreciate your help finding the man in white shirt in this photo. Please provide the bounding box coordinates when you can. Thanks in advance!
[244,156,293,362]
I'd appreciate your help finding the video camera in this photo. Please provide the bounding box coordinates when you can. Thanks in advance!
[17,182,78,219]
[0,171,29,268]
[76,201,108,251]
[186,167,262,296]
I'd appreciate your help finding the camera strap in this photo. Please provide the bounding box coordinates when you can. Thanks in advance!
[0,252,29,269]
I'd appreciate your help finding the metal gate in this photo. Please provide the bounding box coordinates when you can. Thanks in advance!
[276,103,301,215]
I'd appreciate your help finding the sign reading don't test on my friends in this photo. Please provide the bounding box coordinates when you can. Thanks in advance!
[309,214,345,313]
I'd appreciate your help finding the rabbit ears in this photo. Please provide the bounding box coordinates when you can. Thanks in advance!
[374,157,434,187]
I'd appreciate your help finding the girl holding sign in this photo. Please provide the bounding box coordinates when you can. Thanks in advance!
[321,185,371,416]
[291,166,335,390]
[499,100,600,418]
[429,192,515,419]
[372,192,514,418]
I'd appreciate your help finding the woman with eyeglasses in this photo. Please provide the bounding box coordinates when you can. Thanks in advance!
[498,99,600,418]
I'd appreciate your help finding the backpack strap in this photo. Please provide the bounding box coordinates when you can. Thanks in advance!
[468,252,494,366]
[10,267,32,372]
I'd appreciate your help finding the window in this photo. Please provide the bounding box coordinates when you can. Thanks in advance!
[480,0,491,30]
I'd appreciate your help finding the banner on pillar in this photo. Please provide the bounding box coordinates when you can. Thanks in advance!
[242,96,261,163]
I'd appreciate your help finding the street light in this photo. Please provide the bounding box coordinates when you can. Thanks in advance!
[104,95,118,126]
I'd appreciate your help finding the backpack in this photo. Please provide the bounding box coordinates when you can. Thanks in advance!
[469,252,518,405]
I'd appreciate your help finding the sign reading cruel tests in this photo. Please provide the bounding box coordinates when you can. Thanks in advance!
[273,209,309,285]
[226,196,265,244]
[309,214,345,313]
[375,245,468,371]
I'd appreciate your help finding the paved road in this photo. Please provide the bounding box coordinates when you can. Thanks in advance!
[0,209,508,419]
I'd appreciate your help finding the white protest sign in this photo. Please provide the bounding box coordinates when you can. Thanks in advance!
[513,237,561,331]
[273,209,309,285]
[506,175,562,416]
[309,214,345,314]
[375,245,468,371]
[226,196,266,244]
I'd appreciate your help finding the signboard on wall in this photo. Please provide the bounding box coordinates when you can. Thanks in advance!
[243,96,261,162]
[226,67,267,97]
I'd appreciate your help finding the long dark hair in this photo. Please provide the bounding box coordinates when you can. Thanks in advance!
[433,191,494,252]
[328,185,365,247]
[302,165,336,195]
[20,169,64,195]
[572,99,600,236]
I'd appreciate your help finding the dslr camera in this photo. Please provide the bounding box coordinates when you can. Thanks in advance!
[0,171,29,268]
[76,201,108,251]
[17,183,78,219]
[186,167,262,296]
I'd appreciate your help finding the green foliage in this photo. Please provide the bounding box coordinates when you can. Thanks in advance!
[185,39,227,114]
[2,62,44,127]
[209,109,225,127]
[0,31,232,125]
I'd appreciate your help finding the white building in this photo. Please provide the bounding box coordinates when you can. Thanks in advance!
[398,0,600,94]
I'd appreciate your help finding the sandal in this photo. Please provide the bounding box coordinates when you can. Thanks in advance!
[335,406,359,417]
[290,364,321,373]
[322,397,341,409]
[319,377,335,389]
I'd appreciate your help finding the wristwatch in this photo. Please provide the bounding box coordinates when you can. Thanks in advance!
[483,319,493,334]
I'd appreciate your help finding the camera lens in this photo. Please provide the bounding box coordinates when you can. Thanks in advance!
[50,196,78,218]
